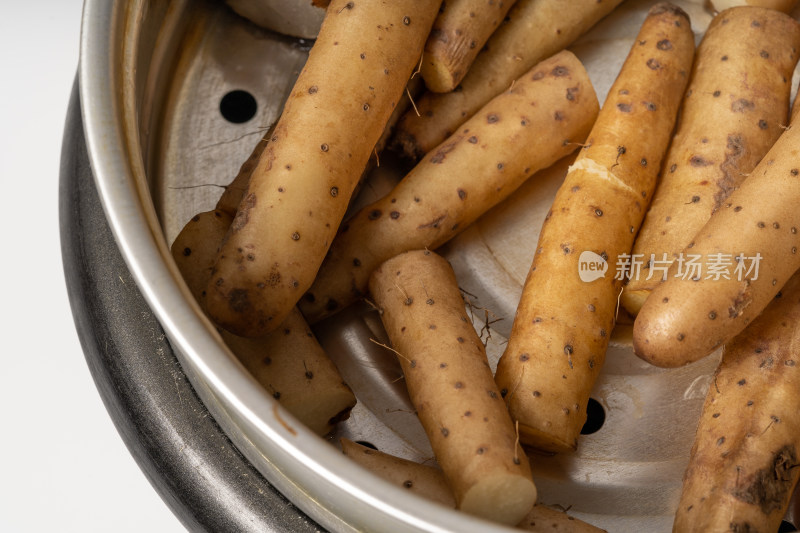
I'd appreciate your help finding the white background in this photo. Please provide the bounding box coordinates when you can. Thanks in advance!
[0,2,184,531]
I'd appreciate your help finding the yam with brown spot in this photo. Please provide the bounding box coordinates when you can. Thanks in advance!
[633,123,800,368]
[369,250,536,526]
[203,0,441,337]
[673,271,800,532]
[494,3,694,453]
[622,6,800,316]
[300,50,598,324]
[171,208,355,436]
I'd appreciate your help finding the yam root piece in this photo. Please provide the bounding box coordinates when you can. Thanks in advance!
[673,271,800,533]
[171,209,355,436]
[218,307,355,436]
[633,123,800,368]
[300,50,599,324]
[494,3,695,454]
[203,0,441,338]
[420,0,518,93]
[340,439,607,532]
[392,0,623,160]
[369,250,537,526]
[621,6,800,316]
[340,438,456,508]
[709,0,799,13]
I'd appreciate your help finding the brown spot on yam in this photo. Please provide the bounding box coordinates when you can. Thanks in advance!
[731,99,755,113]
[729,282,753,318]
[566,87,578,101]
[731,445,798,515]
[690,156,711,167]
[646,58,661,70]
[231,193,256,232]
[430,141,457,164]
[228,288,251,313]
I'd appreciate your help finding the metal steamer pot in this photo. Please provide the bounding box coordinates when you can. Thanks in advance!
[61,0,800,531]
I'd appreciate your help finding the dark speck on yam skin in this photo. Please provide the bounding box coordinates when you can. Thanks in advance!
[228,288,251,313]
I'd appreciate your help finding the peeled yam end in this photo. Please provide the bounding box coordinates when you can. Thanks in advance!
[459,473,537,526]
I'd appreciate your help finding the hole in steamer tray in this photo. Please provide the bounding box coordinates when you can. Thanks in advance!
[580,398,605,435]
[220,89,258,123]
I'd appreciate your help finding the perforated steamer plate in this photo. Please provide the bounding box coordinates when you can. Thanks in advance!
[81,0,800,531]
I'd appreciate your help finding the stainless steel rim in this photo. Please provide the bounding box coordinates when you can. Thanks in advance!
[77,1,514,531]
